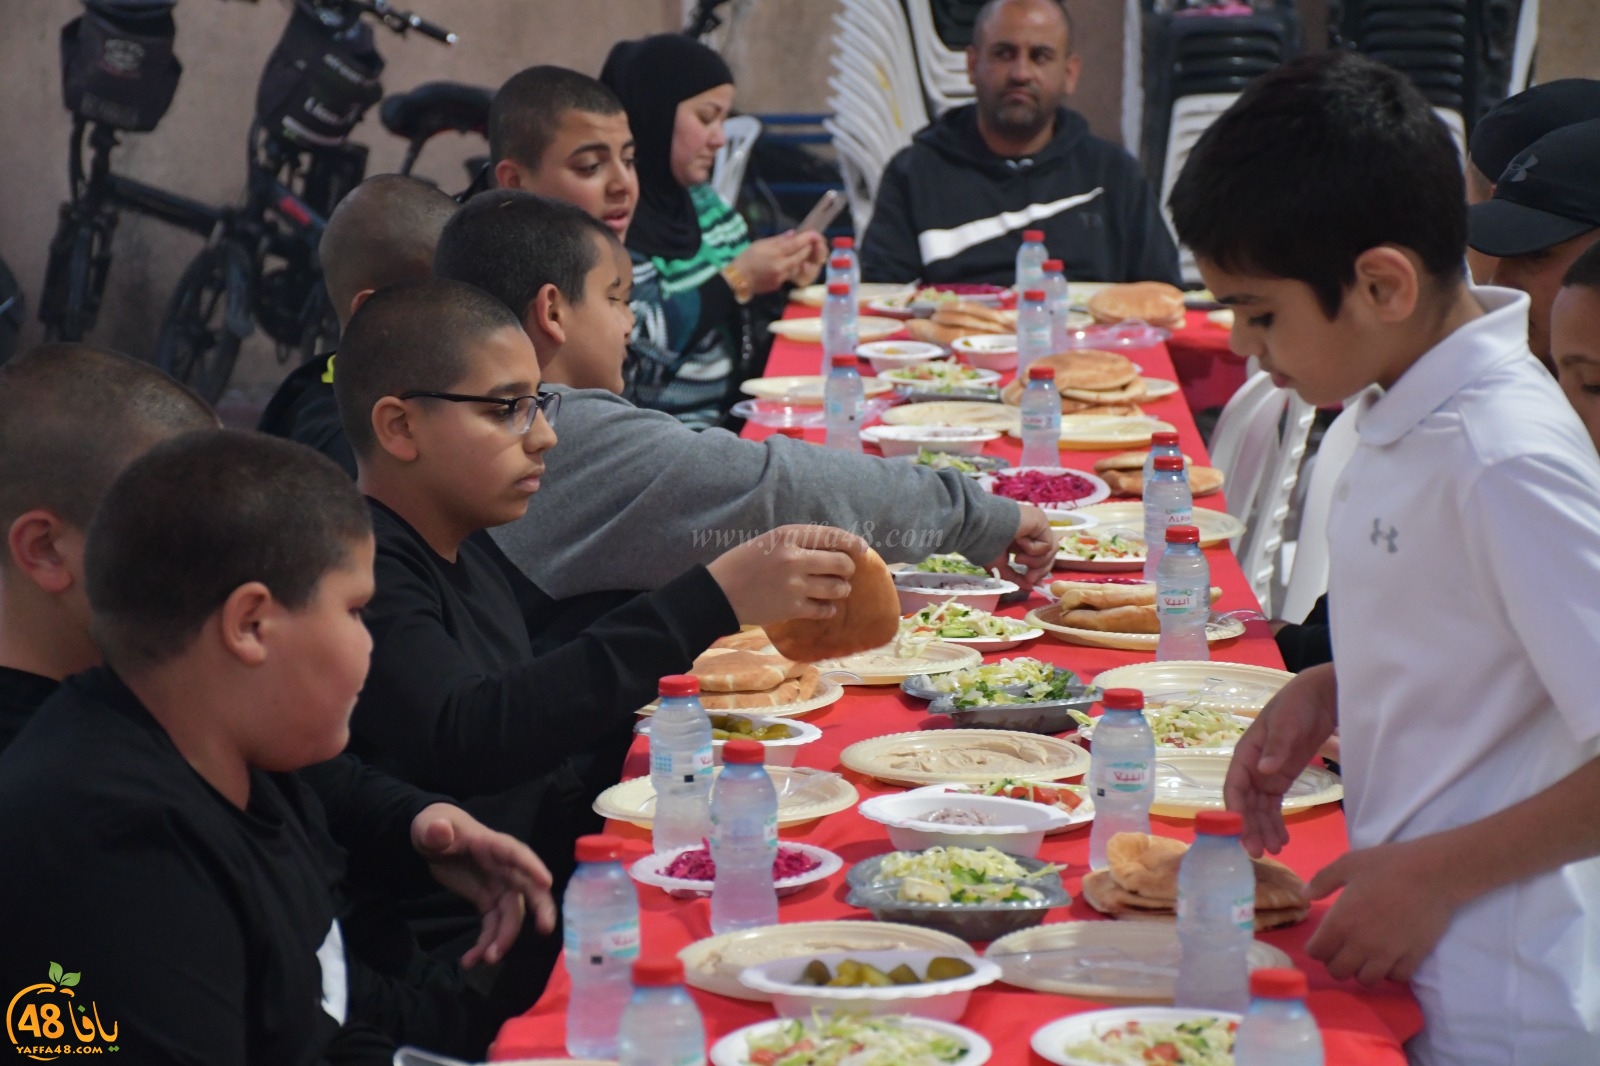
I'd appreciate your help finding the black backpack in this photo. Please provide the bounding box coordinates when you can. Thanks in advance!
[59,0,182,133]
[255,4,384,149]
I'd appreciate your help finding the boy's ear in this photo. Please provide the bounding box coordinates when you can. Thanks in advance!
[1351,246,1422,324]
[494,159,531,191]
[529,283,568,346]
[5,510,80,594]
[217,581,274,667]
[370,397,422,463]
[348,289,377,320]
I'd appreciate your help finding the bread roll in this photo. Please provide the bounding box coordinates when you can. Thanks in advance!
[766,546,900,662]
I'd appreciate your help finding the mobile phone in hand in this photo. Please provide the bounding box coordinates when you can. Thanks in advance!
[797,190,846,234]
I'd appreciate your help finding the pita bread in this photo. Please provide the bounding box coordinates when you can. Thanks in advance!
[905,319,975,346]
[1101,469,1144,496]
[1050,582,1156,611]
[1087,282,1186,330]
[712,628,780,653]
[1189,466,1225,498]
[1107,833,1188,901]
[698,666,823,709]
[1058,378,1148,404]
[932,301,1010,332]
[999,378,1142,417]
[766,546,900,662]
[1061,603,1161,633]
[1085,835,1312,929]
[1083,871,1309,931]
[1021,349,1138,392]
[1094,451,1193,473]
[692,648,792,693]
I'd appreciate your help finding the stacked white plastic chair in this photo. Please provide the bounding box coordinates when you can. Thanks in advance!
[826,0,930,232]
[903,0,975,117]
[1156,93,1239,286]
[712,114,762,208]
[1206,370,1316,615]
[1274,397,1366,624]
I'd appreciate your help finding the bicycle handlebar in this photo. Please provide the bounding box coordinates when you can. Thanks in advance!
[344,0,455,43]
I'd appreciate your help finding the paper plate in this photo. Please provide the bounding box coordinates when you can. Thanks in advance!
[907,782,1094,835]
[936,629,1044,653]
[878,364,1003,388]
[636,678,844,720]
[1005,416,1177,451]
[881,401,1020,431]
[1139,378,1180,400]
[1148,751,1343,817]
[679,919,976,1001]
[1073,502,1245,547]
[593,766,859,829]
[789,282,915,308]
[629,841,842,898]
[976,467,1112,515]
[1030,1007,1243,1065]
[766,315,904,343]
[1025,607,1247,652]
[710,1016,992,1066]
[814,641,982,685]
[989,921,1291,1004]
[740,375,896,402]
[840,729,1089,787]
[1091,660,1292,717]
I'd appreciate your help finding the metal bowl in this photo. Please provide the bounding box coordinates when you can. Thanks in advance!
[845,851,1070,942]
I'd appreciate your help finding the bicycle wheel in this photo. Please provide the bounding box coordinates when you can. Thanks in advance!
[156,244,247,403]
[39,216,98,342]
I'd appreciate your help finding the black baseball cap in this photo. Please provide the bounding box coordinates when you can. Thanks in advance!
[1468,119,1600,257]
[1469,79,1600,183]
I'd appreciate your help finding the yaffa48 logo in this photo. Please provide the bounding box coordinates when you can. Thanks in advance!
[6,962,119,1060]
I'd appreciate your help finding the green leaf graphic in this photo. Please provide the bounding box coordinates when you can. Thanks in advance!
[48,962,63,983]
[77,1006,85,1014]
[60,973,80,987]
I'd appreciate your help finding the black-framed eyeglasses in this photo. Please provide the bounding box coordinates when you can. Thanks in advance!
[398,389,560,435]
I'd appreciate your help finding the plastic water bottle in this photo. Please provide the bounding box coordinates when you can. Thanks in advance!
[1157,525,1211,663]
[1015,228,1048,294]
[829,236,861,300]
[563,834,640,1059]
[1019,364,1061,469]
[824,353,865,452]
[1043,258,1073,351]
[1017,288,1052,376]
[1175,810,1255,1012]
[1143,454,1193,582]
[1142,431,1183,494]
[1087,688,1155,871]
[617,957,706,1066]
[650,675,713,853]
[820,280,858,376]
[1235,968,1325,1066]
[709,739,778,934]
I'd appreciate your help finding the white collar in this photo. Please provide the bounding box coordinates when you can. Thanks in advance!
[1356,285,1534,447]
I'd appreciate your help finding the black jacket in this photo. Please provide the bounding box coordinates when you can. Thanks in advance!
[258,352,357,479]
[860,105,1182,288]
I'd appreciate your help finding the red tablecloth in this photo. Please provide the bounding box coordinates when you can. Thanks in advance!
[491,315,1422,1064]
[1168,309,1247,414]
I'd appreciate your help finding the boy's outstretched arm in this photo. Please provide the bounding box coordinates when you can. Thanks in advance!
[1306,754,1600,986]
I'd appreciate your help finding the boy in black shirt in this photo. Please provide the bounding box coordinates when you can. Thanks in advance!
[0,343,217,746]
[0,431,558,1063]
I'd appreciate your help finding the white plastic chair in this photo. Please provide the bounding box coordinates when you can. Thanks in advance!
[904,0,975,116]
[1157,93,1239,286]
[1276,398,1365,624]
[1206,370,1316,613]
[712,115,762,208]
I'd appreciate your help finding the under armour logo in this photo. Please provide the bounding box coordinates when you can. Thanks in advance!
[1370,518,1398,553]
[1505,154,1537,182]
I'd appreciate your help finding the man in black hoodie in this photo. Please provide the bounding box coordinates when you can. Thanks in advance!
[861,0,1180,287]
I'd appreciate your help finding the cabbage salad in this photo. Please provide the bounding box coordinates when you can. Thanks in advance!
[744,1013,972,1066]
[877,845,1061,904]
[1063,1016,1237,1065]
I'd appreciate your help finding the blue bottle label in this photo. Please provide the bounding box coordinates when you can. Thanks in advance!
[651,744,713,782]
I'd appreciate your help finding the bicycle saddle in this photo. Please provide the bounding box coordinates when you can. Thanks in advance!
[380,81,492,142]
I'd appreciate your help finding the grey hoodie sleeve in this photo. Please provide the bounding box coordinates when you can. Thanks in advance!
[491,388,1023,597]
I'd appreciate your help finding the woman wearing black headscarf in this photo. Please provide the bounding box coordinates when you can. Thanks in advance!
[602,34,826,429]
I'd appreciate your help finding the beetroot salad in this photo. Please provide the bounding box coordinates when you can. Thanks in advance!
[662,843,821,881]
[990,469,1098,507]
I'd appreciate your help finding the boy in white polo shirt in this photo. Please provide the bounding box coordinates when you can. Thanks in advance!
[1170,52,1600,1064]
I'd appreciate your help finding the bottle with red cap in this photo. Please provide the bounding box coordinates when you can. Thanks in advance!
[1144,453,1193,582]
[827,236,860,304]
[1175,810,1255,1012]
[1156,524,1210,663]
[650,675,713,853]
[1020,363,1062,468]
[821,279,858,375]
[1017,287,1052,376]
[1043,258,1073,351]
[563,834,640,1058]
[1087,688,1156,871]
[1016,227,1048,294]
[1235,967,1324,1065]
[824,352,865,452]
[1143,430,1183,494]
[617,957,706,1066]
[709,739,778,933]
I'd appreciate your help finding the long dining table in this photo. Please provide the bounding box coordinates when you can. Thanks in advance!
[490,307,1422,1064]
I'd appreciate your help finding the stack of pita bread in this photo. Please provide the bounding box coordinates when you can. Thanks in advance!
[690,629,824,709]
[905,300,1014,346]
[999,349,1145,416]
[1082,833,1312,930]
[1086,282,1187,331]
[1044,581,1221,634]
[1095,451,1225,498]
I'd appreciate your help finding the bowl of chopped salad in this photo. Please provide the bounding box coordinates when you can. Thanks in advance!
[908,780,1093,835]
[846,846,1070,941]
[862,424,1001,458]
[710,1013,992,1066]
[858,792,1075,856]
[877,362,1003,390]
[904,658,1098,734]
[1071,703,1250,754]
[895,572,1019,615]
[737,950,1002,1023]
[892,449,1011,478]
[1054,527,1147,571]
[856,340,948,373]
[898,600,1042,653]
[1029,1007,1240,1066]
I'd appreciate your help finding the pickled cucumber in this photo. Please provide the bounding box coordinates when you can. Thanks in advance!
[925,956,976,981]
[796,960,832,986]
[887,963,920,986]
[708,714,794,742]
